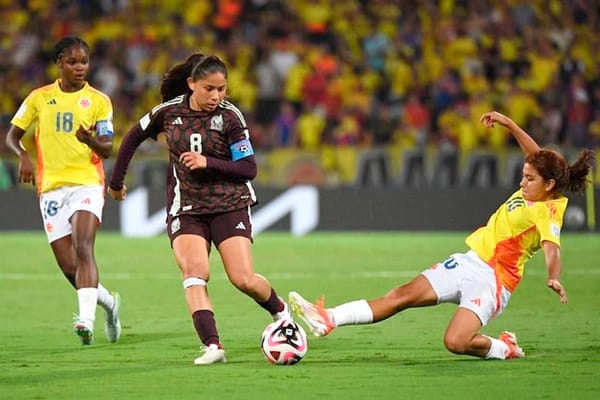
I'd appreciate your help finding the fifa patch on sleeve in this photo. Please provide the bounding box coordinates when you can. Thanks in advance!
[139,113,151,130]
[230,138,254,161]
[14,103,27,119]
[96,120,114,137]
[550,223,561,238]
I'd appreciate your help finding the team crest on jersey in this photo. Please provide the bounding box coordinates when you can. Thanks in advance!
[79,97,91,108]
[210,114,223,131]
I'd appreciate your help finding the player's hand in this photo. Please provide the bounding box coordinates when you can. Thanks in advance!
[547,279,568,304]
[75,125,94,144]
[179,152,207,170]
[480,111,511,128]
[108,185,127,201]
[18,152,35,186]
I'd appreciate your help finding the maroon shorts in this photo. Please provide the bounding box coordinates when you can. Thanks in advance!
[166,208,253,247]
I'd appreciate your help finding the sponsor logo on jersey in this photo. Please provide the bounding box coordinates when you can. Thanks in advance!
[235,221,246,230]
[47,99,57,105]
[506,197,525,212]
[171,117,183,125]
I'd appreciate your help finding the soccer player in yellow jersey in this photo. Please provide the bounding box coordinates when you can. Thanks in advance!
[5,36,121,346]
[289,111,594,360]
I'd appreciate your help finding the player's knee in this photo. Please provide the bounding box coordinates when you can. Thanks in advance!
[229,273,254,294]
[177,258,208,279]
[72,238,94,261]
[443,333,468,354]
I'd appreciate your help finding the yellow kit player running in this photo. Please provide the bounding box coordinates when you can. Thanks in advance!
[5,36,121,345]
[290,111,594,360]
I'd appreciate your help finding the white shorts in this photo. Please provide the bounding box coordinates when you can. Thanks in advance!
[39,185,105,243]
[421,250,511,326]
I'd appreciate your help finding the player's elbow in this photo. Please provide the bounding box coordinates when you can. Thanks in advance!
[97,149,112,159]
[246,163,257,180]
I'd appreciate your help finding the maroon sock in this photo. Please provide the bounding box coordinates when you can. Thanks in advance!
[257,288,284,315]
[192,309,220,347]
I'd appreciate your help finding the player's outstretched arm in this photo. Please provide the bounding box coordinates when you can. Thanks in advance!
[480,111,541,156]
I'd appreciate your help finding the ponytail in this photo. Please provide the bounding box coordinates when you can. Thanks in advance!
[566,149,595,195]
[160,53,205,102]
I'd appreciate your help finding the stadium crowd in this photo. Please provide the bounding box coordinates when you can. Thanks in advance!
[1,0,599,186]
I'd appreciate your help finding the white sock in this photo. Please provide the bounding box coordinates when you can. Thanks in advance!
[96,283,115,311]
[330,300,373,326]
[485,336,509,359]
[77,287,98,322]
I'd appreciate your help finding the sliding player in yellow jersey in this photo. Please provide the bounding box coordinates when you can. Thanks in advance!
[289,111,594,360]
[5,36,121,346]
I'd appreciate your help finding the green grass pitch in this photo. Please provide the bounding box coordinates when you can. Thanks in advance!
[1,232,599,399]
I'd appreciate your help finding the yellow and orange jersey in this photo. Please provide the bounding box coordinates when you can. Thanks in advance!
[11,79,113,195]
[466,189,567,292]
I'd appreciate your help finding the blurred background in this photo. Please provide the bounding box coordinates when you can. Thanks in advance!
[0,0,599,232]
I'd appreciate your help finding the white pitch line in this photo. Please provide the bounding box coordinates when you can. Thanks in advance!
[0,268,597,281]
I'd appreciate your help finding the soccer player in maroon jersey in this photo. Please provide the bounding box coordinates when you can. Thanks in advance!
[108,53,291,364]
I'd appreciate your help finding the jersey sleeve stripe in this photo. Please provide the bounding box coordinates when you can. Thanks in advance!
[220,100,249,135]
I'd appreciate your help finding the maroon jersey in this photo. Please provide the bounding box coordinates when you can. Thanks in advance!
[118,95,257,216]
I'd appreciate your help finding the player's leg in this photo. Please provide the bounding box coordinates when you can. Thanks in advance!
[443,307,485,356]
[49,235,77,287]
[443,308,523,359]
[444,252,523,360]
[289,274,438,336]
[170,215,225,364]
[40,187,107,344]
[214,208,289,321]
[368,274,439,320]
[50,235,120,342]
[218,236,289,320]
[68,185,120,344]
[69,209,100,344]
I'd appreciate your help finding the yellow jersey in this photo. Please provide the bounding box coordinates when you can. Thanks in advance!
[11,79,113,194]
[466,189,567,292]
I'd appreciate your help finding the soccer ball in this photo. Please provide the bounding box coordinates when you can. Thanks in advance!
[260,319,308,365]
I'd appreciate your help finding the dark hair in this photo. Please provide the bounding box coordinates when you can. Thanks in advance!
[160,53,228,102]
[191,55,228,81]
[525,148,595,195]
[53,36,89,63]
[160,53,204,102]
